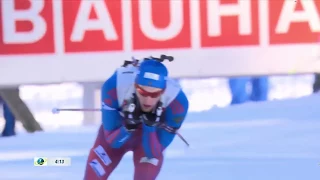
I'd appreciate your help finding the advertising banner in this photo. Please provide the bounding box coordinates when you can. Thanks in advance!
[0,0,320,85]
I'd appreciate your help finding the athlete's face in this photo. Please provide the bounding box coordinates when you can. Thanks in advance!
[135,84,164,112]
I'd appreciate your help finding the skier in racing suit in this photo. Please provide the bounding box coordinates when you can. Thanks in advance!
[84,57,189,180]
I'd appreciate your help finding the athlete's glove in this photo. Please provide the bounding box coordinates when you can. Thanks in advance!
[122,97,143,131]
[142,106,164,127]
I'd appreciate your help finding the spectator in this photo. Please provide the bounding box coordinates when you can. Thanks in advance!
[229,76,269,105]
[313,73,320,93]
[0,88,42,133]
[0,96,16,137]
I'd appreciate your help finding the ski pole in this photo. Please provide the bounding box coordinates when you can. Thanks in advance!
[52,108,101,114]
[52,107,190,147]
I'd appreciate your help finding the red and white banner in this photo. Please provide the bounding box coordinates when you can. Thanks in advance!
[0,0,320,86]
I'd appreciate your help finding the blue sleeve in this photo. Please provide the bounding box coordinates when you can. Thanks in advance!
[142,89,189,158]
[101,71,132,148]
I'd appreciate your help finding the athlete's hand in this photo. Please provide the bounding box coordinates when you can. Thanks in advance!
[142,106,164,127]
[123,102,142,131]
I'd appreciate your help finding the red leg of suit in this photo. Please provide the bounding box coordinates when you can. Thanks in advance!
[83,125,127,180]
[83,125,164,180]
[133,144,164,180]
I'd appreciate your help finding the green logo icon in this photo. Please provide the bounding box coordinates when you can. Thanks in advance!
[37,158,45,165]
[34,157,47,166]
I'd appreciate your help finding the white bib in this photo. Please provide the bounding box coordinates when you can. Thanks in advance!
[115,65,181,108]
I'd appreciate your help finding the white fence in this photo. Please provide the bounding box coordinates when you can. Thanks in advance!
[0,74,313,131]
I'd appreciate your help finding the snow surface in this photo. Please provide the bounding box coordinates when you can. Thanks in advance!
[0,76,319,179]
[1,94,320,179]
